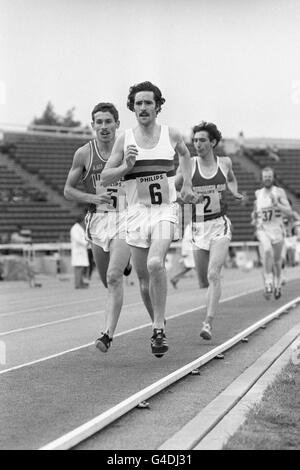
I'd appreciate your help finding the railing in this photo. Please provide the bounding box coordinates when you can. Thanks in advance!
[0,241,259,255]
[0,124,92,139]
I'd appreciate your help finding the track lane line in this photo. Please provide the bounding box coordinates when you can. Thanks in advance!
[0,278,252,334]
[0,276,260,317]
[0,287,260,375]
[0,296,107,318]
[0,301,143,336]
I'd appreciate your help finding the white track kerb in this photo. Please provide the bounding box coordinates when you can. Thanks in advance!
[40,296,300,450]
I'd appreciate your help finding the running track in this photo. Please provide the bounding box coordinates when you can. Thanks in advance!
[1,267,300,449]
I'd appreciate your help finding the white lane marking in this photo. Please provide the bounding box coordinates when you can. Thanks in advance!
[0,282,195,317]
[0,287,260,375]
[40,296,300,450]
[0,279,258,336]
[0,296,103,318]
[0,279,258,318]
[0,301,144,336]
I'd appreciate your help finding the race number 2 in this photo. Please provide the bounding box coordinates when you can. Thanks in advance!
[193,187,221,218]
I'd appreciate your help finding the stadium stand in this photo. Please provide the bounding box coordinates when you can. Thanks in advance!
[243,147,300,198]
[3,131,89,194]
[0,152,77,243]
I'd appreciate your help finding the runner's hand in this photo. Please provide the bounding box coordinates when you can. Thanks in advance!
[233,191,248,205]
[91,192,112,205]
[194,193,204,204]
[124,145,138,170]
[180,182,197,203]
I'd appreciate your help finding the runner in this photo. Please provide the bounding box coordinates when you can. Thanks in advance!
[253,167,292,299]
[101,81,195,357]
[176,121,246,340]
[64,102,135,352]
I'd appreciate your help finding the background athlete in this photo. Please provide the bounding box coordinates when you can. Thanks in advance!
[253,167,292,299]
[64,102,133,352]
[176,121,246,340]
[101,81,195,357]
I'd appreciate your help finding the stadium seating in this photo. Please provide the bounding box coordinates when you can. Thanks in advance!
[243,147,300,197]
[4,132,88,193]
[0,159,76,243]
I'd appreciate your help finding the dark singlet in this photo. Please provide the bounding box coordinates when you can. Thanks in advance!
[192,156,228,222]
[81,139,124,213]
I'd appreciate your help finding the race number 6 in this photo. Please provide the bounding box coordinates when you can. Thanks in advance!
[149,183,162,205]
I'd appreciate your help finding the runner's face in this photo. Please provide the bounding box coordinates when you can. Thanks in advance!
[134,91,157,125]
[92,111,119,143]
[262,170,274,188]
[193,131,215,157]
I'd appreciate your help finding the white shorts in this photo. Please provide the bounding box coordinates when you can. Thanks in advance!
[256,225,284,248]
[126,203,179,249]
[85,211,127,252]
[192,215,232,251]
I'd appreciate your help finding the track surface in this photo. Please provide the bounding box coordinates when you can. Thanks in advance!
[1,267,300,449]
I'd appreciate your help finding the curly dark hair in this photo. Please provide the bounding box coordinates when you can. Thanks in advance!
[127,81,166,114]
[192,121,222,148]
[91,102,119,122]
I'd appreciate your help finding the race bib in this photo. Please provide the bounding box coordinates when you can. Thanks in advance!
[259,206,275,223]
[193,186,221,219]
[136,173,170,206]
[96,181,126,212]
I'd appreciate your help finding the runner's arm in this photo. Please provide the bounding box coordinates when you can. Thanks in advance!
[175,165,184,191]
[170,128,195,203]
[226,158,246,201]
[101,134,137,185]
[272,189,293,216]
[64,148,112,205]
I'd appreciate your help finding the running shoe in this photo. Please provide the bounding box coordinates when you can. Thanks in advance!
[123,261,132,277]
[200,322,212,340]
[274,287,281,300]
[264,283,273,299]
[151,328,168,357]
[95,332,112,353]
[75,283,89,289]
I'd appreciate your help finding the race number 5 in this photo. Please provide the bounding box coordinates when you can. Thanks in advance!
[109,188,118,209]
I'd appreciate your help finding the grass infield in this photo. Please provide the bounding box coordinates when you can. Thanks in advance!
[223,362,300,450]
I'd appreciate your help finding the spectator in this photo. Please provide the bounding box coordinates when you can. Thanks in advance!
[10,225,32,244]
[11,189,24,203]
[0,189,12,202]
[70,215,89,289]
